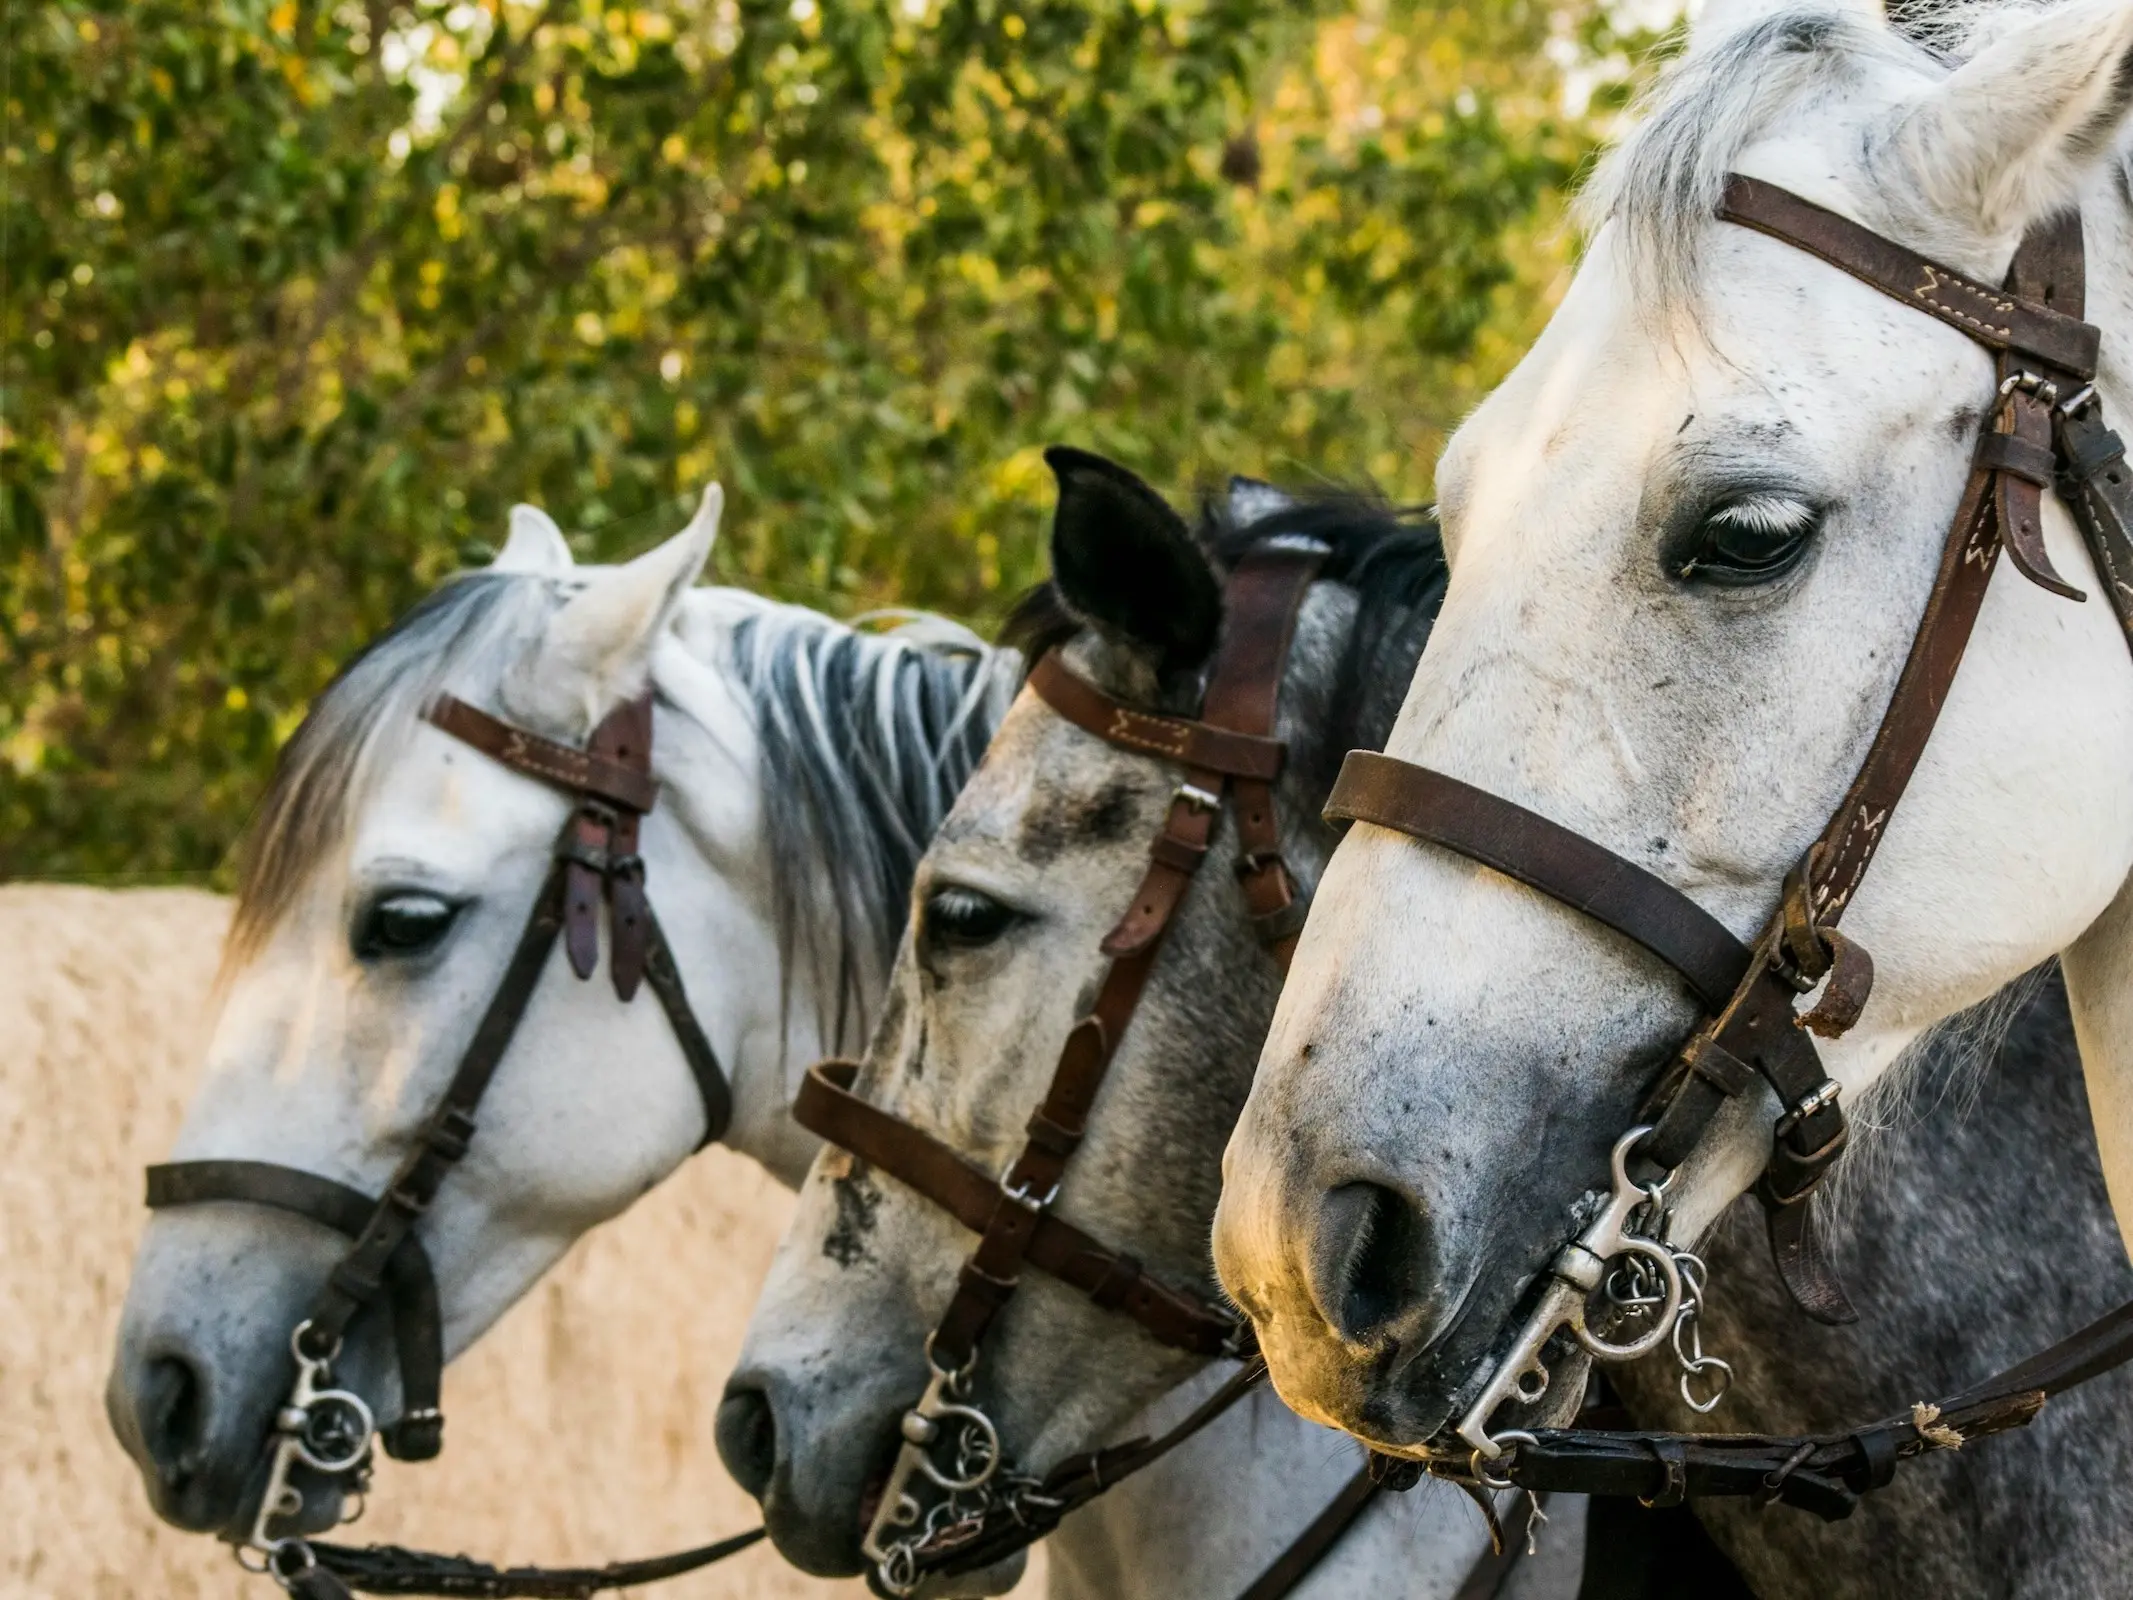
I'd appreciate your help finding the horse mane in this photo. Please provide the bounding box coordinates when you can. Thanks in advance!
[724,602,1022,1049]
[1576,5,1963,313]
[229,572,556,963]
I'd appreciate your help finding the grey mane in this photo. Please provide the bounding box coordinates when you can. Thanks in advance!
[725,607,1021,1048]
[1577,6,1941,311]
[230,573,556,960]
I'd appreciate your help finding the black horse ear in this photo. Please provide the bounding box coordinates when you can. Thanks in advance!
[1044,446,1222,673]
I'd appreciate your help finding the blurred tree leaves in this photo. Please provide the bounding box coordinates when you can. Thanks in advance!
[5,0,1614,879]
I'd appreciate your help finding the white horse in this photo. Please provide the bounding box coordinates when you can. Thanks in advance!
[1215,0,2133,1453]
[106,491,1016,1543]
[726,453,1587,1599]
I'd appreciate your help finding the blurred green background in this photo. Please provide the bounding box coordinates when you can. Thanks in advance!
[5,0,1659,882]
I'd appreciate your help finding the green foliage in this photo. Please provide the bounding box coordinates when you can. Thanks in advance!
[5,0,1606,880]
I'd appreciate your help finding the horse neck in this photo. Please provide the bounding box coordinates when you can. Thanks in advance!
[1042,1382,1517,1600]
[648,587,1015,1188]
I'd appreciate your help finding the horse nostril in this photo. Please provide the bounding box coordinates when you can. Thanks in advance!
[1313,1182,1430,1346]
[140,1355,207,1490]
[715,1382,779,1501]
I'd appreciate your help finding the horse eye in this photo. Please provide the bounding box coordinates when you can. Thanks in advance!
[354,893,461,961]
[923,886,1020,951]
[1676,495,1819,586]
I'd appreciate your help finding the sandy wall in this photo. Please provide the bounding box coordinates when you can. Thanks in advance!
[0,883,975,1600]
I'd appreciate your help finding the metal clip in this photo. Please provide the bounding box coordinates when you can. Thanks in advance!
[862,1342,1004,1591]
[1173,782,1222,813]
[1456,1128,1684,1458]
[1999,370,2060,406]
[245,1322,377,1578]
[998,1164,1059,1213]
[2059,383,2098,419]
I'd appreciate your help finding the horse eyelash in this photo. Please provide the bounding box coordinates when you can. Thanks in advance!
[1707,494,1816,536]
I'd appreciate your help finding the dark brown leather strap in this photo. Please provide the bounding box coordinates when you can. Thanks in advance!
[1235,1466,1381,1600]
[1026,651,1287,781]
[1717,176,2099,377]
[905,547,1320,1372]
[641,905,734,1148]
[306,1526,768,1596]
[2058,400,2133,650]
[303,859,570,1356]
[920,1362,1270,1583]
[1488,1282,2133,1520]
[426,696,660,815]
[145,1161,446,1461]
[1207,545,1327,964]
[1325,754,1753,1011]
[794,1062,1241,1357]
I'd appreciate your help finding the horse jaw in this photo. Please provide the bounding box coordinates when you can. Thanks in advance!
[1217,5,2133,1444]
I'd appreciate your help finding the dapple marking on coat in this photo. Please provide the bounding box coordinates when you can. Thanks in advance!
[1215,0,2133,1461]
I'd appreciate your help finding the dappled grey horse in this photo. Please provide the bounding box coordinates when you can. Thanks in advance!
[723,450,1587,1599]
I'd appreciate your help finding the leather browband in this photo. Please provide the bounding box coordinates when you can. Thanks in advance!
[794,1061,1240,1357]
[1718,176,2101,378]
[426,695,660,816]
[1027,651,1287,781]
[1326,754,1753,1014]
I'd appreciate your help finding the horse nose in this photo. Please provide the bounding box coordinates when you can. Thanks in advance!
[715,1379,779,1501]
[1310,1181,1433,1346]
[137,1354,209,1494]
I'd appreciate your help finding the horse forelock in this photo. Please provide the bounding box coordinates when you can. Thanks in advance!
[1578,6,1970,316]
[226,573,558,967]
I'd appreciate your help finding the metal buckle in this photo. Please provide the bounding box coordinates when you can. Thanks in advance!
[1999,370,2060,406]
[1776,1078,1842,1136]
[2059,382,2099,418]
[998,1164,1059,1212]
[1173,782,1221,813]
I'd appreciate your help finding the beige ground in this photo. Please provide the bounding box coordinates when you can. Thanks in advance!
[0,884,1043,1600]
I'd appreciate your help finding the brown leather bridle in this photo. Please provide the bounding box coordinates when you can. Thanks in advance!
[1324,177,2133,1505]
[144,693,765,1598]
[793,543,1405,1599]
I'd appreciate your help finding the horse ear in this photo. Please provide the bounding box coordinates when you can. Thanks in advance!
[505,485,720,732]
[1044,447,1221,673]
[494,505,574,574]
[1883,0,2133,243]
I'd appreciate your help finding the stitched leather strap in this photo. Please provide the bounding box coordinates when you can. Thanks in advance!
[426,696,659,815]
[1027,652,1287,781]
[1717,176,2099,377]
[1324,754,1752,1011]
[793,1063,1241,1357]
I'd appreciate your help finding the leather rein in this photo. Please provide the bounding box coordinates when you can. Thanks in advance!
[146,693,766,1598]
[795,544,1435,1599]
[1325,176,2133,1512]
